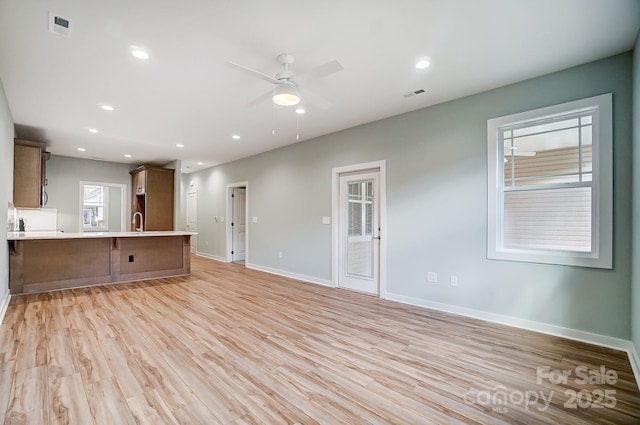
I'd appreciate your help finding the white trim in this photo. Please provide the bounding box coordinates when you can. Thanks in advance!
[246,263,333,287]
[195,252,227,262]
[386,292,634,352]
[331,160,387,298]
[629,346,640,392]
[386,289,640,391]
[79,181,127,232]
[185,190,197,253]
[487,93,613,269]
[0,293,10,325]
[225,181,249,263]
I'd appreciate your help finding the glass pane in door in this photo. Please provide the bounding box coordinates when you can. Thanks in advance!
[346,180,374,278]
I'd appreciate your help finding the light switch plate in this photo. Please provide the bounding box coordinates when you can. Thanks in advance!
[252,216,258,223]
[322,216,331,225]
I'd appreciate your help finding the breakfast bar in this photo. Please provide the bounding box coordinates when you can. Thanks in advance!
[7,231,195,294]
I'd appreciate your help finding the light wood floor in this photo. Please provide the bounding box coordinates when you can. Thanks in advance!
[1,255,639,424]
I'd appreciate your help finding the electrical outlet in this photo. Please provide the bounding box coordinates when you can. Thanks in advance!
[427,272,438,283]
[450,275,458,286]
[278,251,283,258]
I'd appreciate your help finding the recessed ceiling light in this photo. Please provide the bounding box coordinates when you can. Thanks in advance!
[415,57,431,70]
[295,107,306,114]
[197,162,203,165]
[176,144,184,148]
[232,135,240,140]
[124,154,132,158]
[130,46,149,60]
[77,148,86,152]
[100,105,115,111]
[88,128,99,133]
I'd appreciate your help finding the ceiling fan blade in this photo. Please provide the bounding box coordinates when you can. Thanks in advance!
[294,60,344,82]
[226,61,280,85]
[245,90,273,108]
[300,86,333,110]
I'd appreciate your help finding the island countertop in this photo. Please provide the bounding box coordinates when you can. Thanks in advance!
[7,230,197,241]
[8,231,195,294]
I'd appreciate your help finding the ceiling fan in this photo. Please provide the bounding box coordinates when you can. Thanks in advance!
[227,54,344,108]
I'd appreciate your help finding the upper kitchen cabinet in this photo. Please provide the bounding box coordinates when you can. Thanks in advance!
[130,165,175,231]
[13,139,49,208]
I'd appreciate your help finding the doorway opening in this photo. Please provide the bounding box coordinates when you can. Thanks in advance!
[332,161,387,297]
[226,182,248,264]
[186,190,197,253]
[79,181,127,233]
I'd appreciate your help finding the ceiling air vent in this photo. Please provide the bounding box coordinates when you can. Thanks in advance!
[49,12,70,37]
[403,89,426,98]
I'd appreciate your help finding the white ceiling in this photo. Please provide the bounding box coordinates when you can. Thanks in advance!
[0,0,638,173]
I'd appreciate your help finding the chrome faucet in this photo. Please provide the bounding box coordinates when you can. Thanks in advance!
[132,212,144,232]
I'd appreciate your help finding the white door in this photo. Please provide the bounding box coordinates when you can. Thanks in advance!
[231,188,246,262]
[338,171,380,295]
[186,191,197,253]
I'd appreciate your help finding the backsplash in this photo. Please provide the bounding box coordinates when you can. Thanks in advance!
[7,208,58,232]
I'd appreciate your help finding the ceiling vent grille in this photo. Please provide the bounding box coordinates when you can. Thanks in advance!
[404,89,426,98]
[49,12,70,37]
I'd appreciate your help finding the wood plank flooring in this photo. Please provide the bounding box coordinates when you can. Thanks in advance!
[0,255,639,424]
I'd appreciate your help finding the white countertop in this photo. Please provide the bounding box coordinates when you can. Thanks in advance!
[7,231,197,241]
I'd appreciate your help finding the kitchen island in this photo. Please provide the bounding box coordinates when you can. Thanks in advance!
[7,231,195,294]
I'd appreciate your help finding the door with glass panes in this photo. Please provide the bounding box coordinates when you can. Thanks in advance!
[338,171,380,294]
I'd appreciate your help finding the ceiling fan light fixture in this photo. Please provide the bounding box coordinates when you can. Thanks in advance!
[272,84,300,106]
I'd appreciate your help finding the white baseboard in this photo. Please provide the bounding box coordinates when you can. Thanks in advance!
[187,256,640,390]
[387,292,640,390]
[0,292,10,325]
[629,345,640,392]
[386,292,636,360]
[246,263,334,288]
[195,252,227,262]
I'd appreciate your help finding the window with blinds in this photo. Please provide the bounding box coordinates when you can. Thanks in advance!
[501,113,593,252]
[487,93,613,269]
[348,181,373,236]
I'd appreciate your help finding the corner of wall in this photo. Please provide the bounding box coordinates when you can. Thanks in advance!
[631,29,640,360]
[0,77,15,323]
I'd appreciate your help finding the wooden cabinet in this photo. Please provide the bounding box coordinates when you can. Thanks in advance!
[13,139,48,208]
[130,165,175,231]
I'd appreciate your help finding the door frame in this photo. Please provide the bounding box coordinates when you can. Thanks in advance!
[186,190,197,254]
[332,160,387,298]
[226,181,249,263]
[78,181,127,232]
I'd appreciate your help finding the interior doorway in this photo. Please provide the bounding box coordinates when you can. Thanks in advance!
[186,191,197,253]
[226,182,248,263]
[79,181,127,233]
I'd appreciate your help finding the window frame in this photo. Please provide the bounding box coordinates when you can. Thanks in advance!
[487,93,612,269]
[81,183,109,231]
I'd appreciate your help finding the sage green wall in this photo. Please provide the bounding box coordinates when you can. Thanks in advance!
[632,32,640,355]
[185,53,633,339]
[46,155,132,233]
[0,79,14,306]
